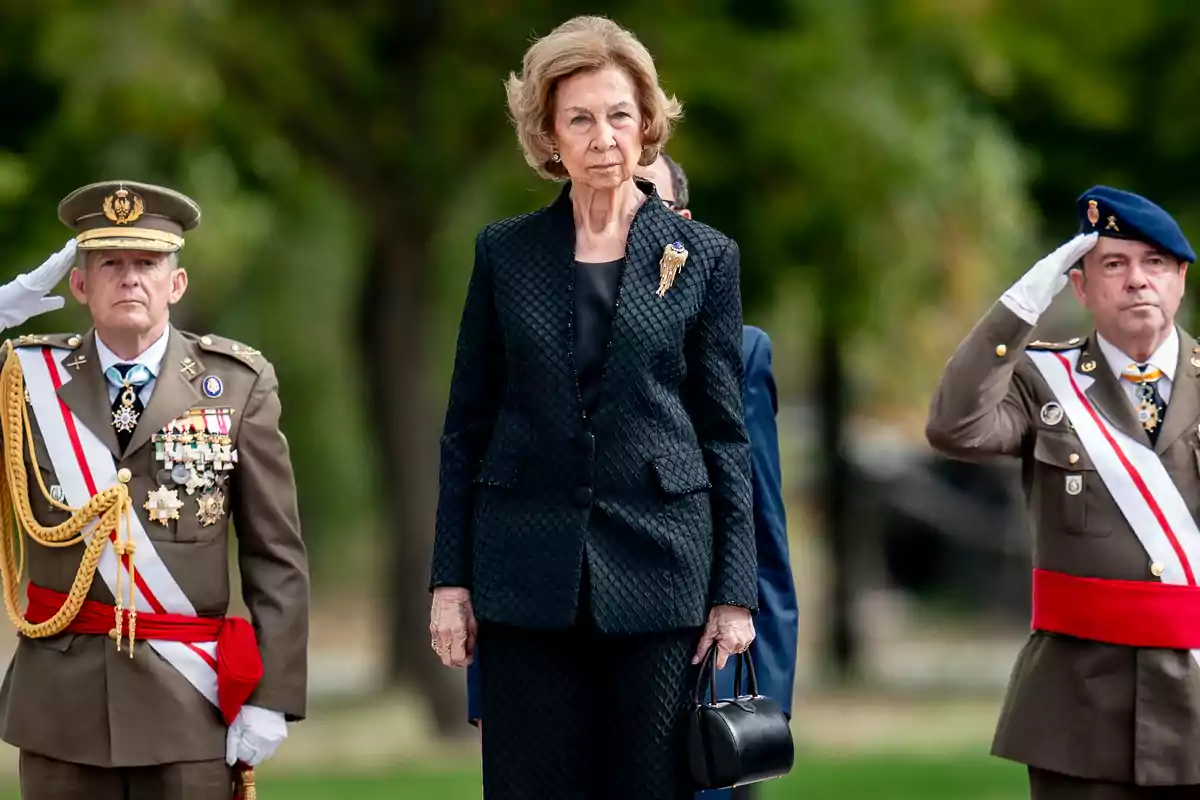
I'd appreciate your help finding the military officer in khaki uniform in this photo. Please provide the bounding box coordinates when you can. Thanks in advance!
[927,186,1200,798]
[0,181,309,799]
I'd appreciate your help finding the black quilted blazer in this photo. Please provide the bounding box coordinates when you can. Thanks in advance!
[430,179,757,633]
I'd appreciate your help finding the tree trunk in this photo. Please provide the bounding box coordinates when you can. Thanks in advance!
[816,309,859,679]
[359,220,466,734]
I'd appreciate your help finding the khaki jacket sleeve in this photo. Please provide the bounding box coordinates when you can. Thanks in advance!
[231,361,310,720]
[926,301,1041,460]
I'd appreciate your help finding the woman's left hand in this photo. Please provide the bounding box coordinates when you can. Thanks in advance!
[693,604,755,670]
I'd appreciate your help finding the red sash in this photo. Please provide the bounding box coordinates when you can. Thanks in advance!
[1032,568,1200,649]
[25,583,262,724]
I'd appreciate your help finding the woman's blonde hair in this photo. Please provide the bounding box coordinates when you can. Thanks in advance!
[505,16,683,180]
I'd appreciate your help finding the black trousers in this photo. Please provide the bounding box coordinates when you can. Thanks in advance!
[479,614,703,799]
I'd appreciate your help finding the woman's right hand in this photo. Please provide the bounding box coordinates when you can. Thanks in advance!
[429,586,477,668]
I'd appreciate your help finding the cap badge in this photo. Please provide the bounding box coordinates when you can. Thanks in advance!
[1087,200,1099,227]
[1106,215,1120,232]
[102,187,145,226]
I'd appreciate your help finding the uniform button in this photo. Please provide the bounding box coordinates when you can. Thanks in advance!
[1068,453,1080,465]
[995,344,1008,357]
[572,487,593,507]
[108,628,120,641]
[1151,562,1165,577]
[200,336,213,346]
[116,468,132,484]
[67,335,80,348]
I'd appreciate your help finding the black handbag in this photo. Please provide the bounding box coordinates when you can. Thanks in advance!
[686,646,795,790]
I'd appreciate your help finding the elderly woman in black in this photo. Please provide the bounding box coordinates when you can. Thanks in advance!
[428,16,757,799]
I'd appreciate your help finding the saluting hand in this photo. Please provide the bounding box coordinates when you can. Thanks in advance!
[0,238,77,331]
[1002,232,1099,324]
[693,604,755,671]
[429,586,478,668]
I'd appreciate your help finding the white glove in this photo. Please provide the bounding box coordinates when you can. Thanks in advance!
[0,238,77,332]
[1000,232,1098,325]
[225,704,288,767]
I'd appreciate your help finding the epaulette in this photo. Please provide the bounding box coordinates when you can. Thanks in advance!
[1026,336,1086,352]
[191,333,267,374]
[8,332,83,350]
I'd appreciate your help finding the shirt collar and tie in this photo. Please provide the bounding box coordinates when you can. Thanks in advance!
[1096,329,1179,401]
[95,326,171,403]
[1096,329,1178,443]
[96,326,171,452]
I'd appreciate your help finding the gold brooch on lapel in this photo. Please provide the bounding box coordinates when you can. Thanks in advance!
[656,241,688,298]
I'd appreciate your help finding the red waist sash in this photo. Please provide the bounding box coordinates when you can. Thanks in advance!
[1033,568,1200,649]
[24,583,263,724]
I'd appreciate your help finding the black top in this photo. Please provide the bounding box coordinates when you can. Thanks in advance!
[573,258,623,413]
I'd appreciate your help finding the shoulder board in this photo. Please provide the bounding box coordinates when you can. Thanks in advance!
[190,333,267,373]
[10,332,83,350]
[1025,337,1086,352]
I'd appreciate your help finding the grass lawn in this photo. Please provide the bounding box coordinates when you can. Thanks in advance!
[0,752,1026,799]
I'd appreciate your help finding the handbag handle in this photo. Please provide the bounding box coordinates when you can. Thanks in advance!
[693,644,719,706]
[733,646,759,698]
[693,644,759,706]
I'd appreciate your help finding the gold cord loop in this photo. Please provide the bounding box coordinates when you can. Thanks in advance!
[0,341,136,647]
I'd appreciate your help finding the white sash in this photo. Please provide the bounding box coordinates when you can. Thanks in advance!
[16,346,220,708]
[1028,348,1200,664]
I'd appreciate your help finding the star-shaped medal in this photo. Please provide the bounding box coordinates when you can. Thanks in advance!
[196,489,226,527]
[144,486,184,526]
[112,405,140,433]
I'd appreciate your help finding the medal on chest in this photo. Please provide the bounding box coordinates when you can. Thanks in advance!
[150,407,237,526]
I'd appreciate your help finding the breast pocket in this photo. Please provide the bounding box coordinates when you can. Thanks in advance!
[1033,432,1112,537]
[472,445,523,490]
[651,449,712,497]
[171,490,229,544]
